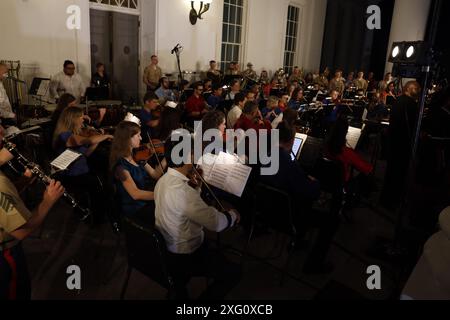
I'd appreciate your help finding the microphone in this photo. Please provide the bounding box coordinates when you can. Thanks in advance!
[6,75,26,84]
[171,44,181,54]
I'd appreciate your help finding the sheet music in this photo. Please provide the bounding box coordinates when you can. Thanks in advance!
[51,149,82,171]
[199,152,252,198]
[37,79,50,96]
[346,126,362,150]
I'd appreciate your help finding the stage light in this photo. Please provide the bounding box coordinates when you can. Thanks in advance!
[392,46,400,59]
[388,41,428,65]
[406,46,415,59]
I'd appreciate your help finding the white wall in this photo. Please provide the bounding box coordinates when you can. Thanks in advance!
[152,0,327,77]
[385,0,432,73]
[0,0,327,100]
[0,0,91,88]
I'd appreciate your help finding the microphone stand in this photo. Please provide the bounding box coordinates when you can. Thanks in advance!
[174,48,184,92]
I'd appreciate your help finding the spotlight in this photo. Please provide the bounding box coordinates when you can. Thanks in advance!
[388,41,429,65]
[392,46,400,59]
[406,46,415,59]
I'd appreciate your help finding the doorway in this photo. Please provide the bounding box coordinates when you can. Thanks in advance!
[90,9,139,104]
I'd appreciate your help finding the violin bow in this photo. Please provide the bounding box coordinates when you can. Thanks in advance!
[146,132,165,175]
[191,165,227,212]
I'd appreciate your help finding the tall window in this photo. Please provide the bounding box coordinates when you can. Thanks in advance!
[220,0,245,72]
[283,5,300,75]
[89,0,139,10]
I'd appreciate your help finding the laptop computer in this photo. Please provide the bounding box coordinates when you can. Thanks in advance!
[291,133,308,161]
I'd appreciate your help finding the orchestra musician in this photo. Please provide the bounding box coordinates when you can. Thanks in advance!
[91,62,111,100]
[206,84,224,110]
[0,124,65,300]
[260,121,337,274]
[0,63,17,125]
[325,116,374,186]
[155,77,177,102]
[143,55,163,92]
[259,70,270,85]
[227,92,246,129]
[226,61,241,76]
[225,79,242,101]
[329,70,345,96]
[353,71,368,94]
[156,102,182,142]
[234,101,272,132]
[155,134,241,300]
[288,88,308,111]
[314,68,330,90]
[288,66,304,85]
[185,82,208,124]
[50,60,86,103]
[242,62,258,81]
[138,92,161,143]
[262,96,282,123]
[206,60,222,85]
[53,106,113,222]
[109,121,165,217]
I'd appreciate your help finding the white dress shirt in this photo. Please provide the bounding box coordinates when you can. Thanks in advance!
[155,168,237,254]
[227,105,242,129]
[0,81,15,119]
[50,71,85,101]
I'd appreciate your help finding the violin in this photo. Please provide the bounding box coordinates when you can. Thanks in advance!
[79,126,103,138]
[133,139,165,163]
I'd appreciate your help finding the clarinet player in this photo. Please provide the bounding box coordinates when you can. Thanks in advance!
[0,124,65,300]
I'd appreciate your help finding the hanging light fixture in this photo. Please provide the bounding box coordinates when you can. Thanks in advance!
[187,0,213,25]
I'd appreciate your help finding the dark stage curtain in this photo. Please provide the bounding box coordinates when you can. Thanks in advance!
[320,0,395,79]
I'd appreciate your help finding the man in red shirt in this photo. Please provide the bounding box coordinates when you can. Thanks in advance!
[234,101,272,132]
[185,82,208,124]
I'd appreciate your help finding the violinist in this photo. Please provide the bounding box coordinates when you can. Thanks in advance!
[154,135,241,300]
[110,121,165,217]
[138,92,161,143]
[53,107,113,223]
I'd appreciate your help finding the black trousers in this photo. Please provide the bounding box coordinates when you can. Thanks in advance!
[167,242,242,300]
[0,244,31,300]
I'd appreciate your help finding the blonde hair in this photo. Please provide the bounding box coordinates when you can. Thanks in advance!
[53,107,83,148]
[109,121,141,171]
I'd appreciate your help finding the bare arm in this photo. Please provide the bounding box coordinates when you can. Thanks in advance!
[116,167,155,201]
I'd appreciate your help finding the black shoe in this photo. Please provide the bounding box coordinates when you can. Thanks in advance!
[302,261,334,275]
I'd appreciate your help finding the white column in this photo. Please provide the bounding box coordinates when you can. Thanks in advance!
[385,0,432,73]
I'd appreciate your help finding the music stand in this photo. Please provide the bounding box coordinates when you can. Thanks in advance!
[222,75,242,86]
[29,78,51,106]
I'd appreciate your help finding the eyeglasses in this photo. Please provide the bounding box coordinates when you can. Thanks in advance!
[197,88,204,91]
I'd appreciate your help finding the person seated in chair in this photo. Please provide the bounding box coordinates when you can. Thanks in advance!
[261,121,339,274]
[53,107,113,222]
[110,121,165,217]
[155,134,242,300]
[139,92,161,143]
[324,116,374,197]
[185,82,208,125]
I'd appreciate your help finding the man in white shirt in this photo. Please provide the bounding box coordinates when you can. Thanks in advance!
[50,60,86,102]
[155,136,241,299]
[227,92,246,129]
[0,63,16,123]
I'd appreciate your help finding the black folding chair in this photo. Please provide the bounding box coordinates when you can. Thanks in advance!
[244,183,297,285]
[313,157,347,219]
[120,212,175,300]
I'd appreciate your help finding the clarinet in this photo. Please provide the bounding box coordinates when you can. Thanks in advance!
[2,138,92,220]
